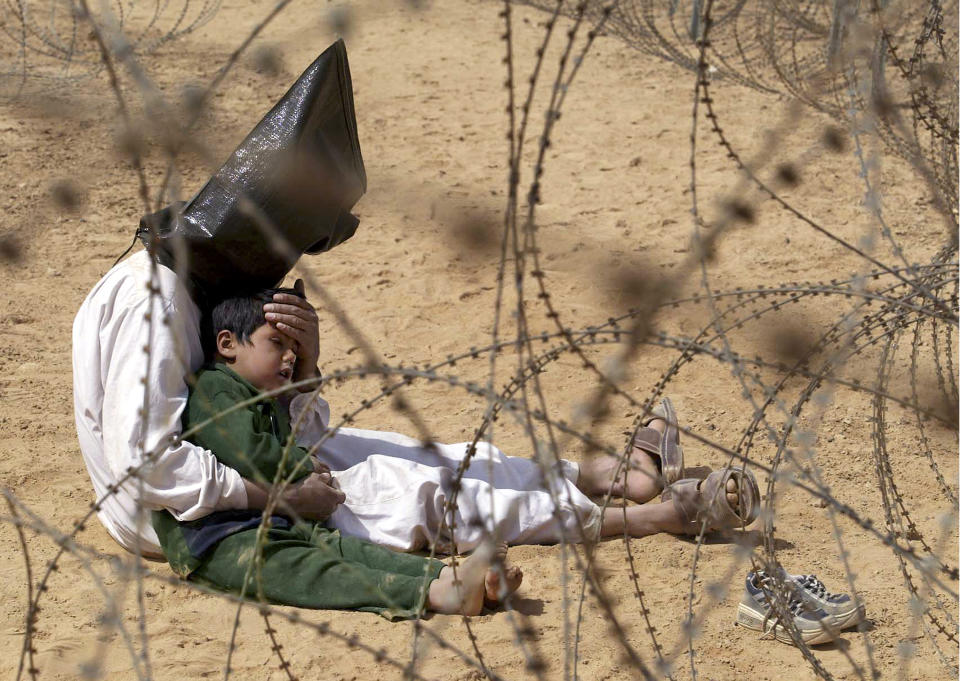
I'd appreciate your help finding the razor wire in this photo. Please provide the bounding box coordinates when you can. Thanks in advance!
[1,0,958,680]
[0,0,222,99]
[517,0,959,225]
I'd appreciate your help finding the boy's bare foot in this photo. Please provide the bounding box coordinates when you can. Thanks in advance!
[427,542,522,615]
[427,548,489,615]
[483,543,523,608]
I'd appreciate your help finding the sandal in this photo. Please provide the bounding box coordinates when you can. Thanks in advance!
[662,466,760,534]
[633,397,684,485]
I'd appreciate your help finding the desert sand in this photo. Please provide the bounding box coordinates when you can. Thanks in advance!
[0,1,956,680]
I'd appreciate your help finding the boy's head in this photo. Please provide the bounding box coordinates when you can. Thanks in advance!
[206,288,304,392]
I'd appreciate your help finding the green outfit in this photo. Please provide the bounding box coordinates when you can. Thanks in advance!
[152,363,444,619]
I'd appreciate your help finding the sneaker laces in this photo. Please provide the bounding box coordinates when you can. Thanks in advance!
[795,574,834,600]
[755,572,808,620]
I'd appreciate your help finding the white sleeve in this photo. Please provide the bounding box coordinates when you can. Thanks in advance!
[288,391,332,447]
[100,286,248,521]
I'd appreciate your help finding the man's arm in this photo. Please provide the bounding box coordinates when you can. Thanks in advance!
[243,474,344,520]
[97,282,250,521]
[81,258,342,526]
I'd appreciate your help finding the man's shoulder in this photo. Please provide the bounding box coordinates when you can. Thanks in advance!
[87,250,192,313]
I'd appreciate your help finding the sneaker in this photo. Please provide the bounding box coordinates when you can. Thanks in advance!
[785,572,865,631]
[736,571,836,645]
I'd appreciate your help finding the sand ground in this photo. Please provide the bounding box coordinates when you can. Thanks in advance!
[0,1,957,679]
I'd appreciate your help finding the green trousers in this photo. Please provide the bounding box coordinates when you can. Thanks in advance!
[189,522,445,620]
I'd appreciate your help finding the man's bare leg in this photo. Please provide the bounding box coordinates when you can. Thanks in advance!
[576,418,667,503]
[426,542,522,615]
[599,500,686,537]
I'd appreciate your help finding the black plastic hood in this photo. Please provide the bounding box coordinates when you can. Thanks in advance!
[140,39,366,299]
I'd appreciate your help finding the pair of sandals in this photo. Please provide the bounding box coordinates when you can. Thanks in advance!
[632,397,761,534]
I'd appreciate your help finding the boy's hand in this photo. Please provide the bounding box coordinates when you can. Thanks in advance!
[264,279,321,392]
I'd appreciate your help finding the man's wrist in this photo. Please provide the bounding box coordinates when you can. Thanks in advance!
[295,365,322,393]
[242,478,268,509]
[243,477,299,515]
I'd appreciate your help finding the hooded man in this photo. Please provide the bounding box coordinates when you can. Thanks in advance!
[74,40,364,561]
[69,41,520,618]
[72,38,709,616]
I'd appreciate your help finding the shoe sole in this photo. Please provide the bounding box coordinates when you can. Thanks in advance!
[736,603,835,645]
[824,603,866,631]
[786,575,867,631]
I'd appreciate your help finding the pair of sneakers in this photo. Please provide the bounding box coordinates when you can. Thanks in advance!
[736,569,866,645]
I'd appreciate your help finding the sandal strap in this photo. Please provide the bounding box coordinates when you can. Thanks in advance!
[655,397,683,485]
[640,406,667,427]
[631,427,661,456]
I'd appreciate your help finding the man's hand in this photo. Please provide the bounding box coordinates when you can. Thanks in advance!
[264,279,321,392]
[243,472,345,521]
[281,472,345,520]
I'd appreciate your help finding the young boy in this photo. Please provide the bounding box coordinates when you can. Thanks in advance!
[159,286,759,610]
[151,287,522,618]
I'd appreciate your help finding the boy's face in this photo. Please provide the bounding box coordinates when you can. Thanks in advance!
[220,324,299,392]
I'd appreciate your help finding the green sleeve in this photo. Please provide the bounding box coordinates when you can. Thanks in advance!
[186,386,314,485]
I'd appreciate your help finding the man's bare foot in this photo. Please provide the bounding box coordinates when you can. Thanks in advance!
[725,475,740,509]
[599,468,750,538]
[427,542,522,615]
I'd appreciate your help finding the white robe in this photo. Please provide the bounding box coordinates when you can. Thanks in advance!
[73,251,601,557]
[72,251,247,557]
[288,393,602,552]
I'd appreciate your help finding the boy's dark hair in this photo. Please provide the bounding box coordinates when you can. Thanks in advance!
[202,287,305,358]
